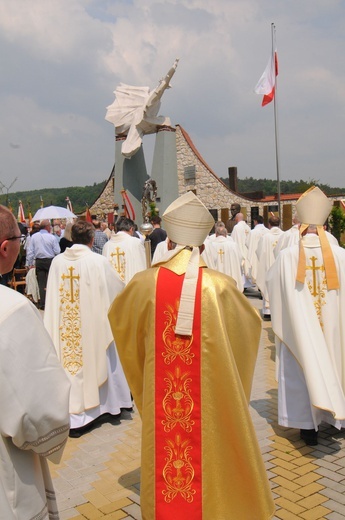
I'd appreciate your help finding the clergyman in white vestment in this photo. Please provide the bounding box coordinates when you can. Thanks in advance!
[255,216,284,317]
[102,217,146,284]
[267,187,345,446]
[202,222,243,291]
[202,221,233,267]
[231,213,252,288]
[44,220,132,433]
[245,214,269,283]
[0,205,71,520]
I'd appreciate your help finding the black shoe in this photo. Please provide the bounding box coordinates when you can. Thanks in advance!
[69,428,83,438]
[300,429,318,446]
[69,425,91,438]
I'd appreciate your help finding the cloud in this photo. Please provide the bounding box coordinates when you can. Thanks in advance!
[0,0,344,193]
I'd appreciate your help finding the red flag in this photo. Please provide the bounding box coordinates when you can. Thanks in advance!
[86,207,92,223]
[254,50,278,106]
[17,200,26,223]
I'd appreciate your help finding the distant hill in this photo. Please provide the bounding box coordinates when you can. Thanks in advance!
[220,177,345,196]
[0,181,107,215]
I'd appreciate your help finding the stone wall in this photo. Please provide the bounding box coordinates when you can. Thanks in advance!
[175,125,258,222]
[89,169,115,220]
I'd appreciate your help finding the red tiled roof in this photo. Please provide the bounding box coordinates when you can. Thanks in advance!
[261,193,303,202]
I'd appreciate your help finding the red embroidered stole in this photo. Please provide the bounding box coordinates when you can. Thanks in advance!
[155,267,202,519]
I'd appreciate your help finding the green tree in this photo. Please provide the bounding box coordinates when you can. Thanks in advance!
[329,206,345,245]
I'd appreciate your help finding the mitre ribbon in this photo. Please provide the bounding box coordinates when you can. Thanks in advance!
[175,246,200,336]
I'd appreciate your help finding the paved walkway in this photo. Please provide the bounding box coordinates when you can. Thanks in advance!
[51,292,345,520]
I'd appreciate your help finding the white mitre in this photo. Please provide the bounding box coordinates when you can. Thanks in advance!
[163,191,214,246]
[162,192,214,336]
[295,186,338,290]
[296,186,332,225]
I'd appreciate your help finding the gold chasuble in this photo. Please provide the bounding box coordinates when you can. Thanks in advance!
[109,249,274,520]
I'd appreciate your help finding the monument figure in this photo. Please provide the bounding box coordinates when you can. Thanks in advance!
[141,177,157,222]
[105,59,179,158]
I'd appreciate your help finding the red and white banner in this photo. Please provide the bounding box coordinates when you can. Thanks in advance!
[17,200,26,223]
[121,190,136,221]
[66,196,73,213]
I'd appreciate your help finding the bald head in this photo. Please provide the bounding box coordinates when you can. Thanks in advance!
[40,219,51,230]
[235,213,245,223]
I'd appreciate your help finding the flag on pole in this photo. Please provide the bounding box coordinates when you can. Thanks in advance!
[66,196,73,213]
[17,200,26,223]
[85,206,92,223]
[121,189,136,221]
[28,202,33,227]
[254,49,278,106]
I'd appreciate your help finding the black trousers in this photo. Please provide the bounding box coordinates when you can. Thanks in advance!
[35,257,53,308]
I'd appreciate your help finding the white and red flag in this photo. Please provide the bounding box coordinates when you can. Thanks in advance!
[17,200,26,223]
[255,50,278,106]
[66,196,73,213]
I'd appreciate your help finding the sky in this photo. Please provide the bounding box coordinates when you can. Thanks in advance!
[0,0,344,196]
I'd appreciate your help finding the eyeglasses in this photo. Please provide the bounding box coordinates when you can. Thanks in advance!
[0,235,21,247]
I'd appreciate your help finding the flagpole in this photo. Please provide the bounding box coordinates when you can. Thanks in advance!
[271,22,282,225]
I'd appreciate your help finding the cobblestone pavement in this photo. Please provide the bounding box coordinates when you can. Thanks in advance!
[50,291,345,520]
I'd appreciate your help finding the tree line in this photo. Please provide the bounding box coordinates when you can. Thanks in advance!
[1,177,345,218]
[0,181,107,215]
[220,177,345,196]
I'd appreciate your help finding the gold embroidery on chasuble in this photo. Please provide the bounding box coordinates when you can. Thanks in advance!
[59,266,82,375]
[162,366,195,433]
[218,248,224,263]
[306,255,327,329]
[110,247,126,281]
[162,434,196,504]
[162,301,194,365]
[160,299,196,503]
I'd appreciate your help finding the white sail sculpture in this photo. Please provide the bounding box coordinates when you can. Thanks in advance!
[105,59,179,158]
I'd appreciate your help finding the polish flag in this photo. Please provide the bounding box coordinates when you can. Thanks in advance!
[17,200,26,223]
[255,50,278,106]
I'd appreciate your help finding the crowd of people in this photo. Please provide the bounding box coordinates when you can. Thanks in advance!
[1,185,345,519]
